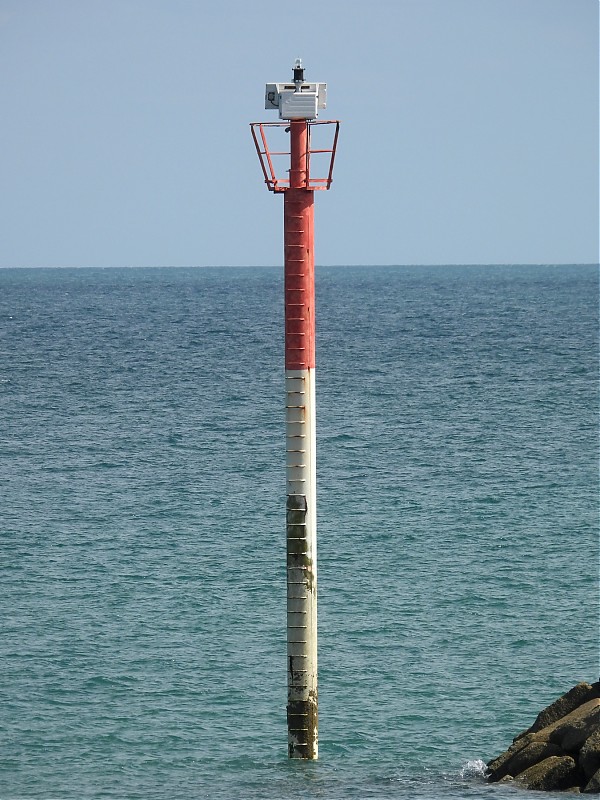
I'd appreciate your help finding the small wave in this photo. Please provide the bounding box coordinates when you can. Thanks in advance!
[459,759,488,780]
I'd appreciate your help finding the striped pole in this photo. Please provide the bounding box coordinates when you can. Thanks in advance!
[284,118,318,759]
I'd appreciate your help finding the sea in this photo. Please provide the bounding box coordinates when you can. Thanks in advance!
[1,263,598,800]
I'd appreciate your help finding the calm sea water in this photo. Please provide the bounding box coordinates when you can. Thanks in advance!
[0,264,598,800]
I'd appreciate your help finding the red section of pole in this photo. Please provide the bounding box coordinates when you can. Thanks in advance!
[284,120,315,371]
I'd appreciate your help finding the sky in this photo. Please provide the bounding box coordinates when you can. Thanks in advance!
[0,0,597,268]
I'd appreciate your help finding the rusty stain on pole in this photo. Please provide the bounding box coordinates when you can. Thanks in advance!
[250,60,339,760]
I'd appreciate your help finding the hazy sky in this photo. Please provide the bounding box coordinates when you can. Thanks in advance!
[0,0,597,267]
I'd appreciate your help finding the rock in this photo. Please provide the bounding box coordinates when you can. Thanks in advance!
[529,700,600,744]
[583,766,600,794]
[515,756,578,792]
[487,682,600,792]
[580,729,600,779]
[487,734,536,780]
[498,774,514,784]
[550,705,600,753]
[525,684,599,736]
[503,741,565,780]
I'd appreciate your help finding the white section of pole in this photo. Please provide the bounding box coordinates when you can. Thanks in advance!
[285,367,318,759]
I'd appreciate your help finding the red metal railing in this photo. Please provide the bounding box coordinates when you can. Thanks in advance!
[250,120,340,193]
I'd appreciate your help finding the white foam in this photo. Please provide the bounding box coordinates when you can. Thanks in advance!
[460,759,488,780]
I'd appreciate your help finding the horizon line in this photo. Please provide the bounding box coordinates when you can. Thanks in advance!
[1,262,598,270]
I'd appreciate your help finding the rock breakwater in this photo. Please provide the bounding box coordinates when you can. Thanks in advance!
[487,682,600,793]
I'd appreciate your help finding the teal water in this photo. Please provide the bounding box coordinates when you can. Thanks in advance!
[1,264,597,799]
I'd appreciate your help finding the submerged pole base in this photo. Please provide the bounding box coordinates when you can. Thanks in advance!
[287,693,318,759]
[286,482,317,758]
